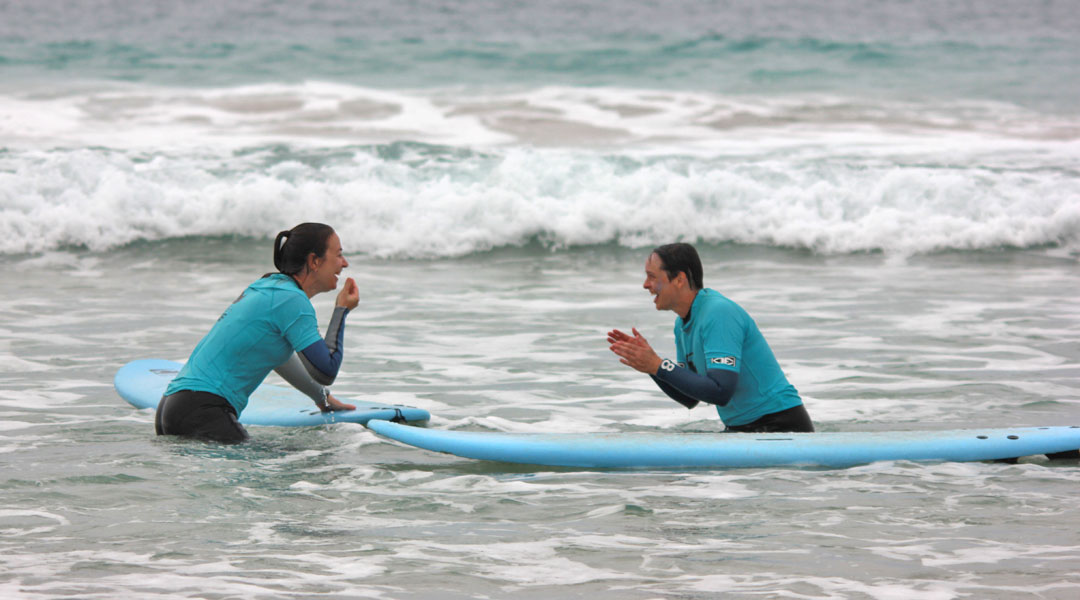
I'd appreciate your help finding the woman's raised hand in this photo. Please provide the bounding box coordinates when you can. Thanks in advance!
[336,277,359,310]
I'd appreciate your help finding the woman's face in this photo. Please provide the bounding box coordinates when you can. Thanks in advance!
[309,233,349,294]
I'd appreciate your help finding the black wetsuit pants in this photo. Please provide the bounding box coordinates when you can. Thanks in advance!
[155,390,249,443]
[724,404,815,434]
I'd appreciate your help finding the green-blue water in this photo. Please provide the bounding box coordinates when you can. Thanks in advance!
[3,1,1078,111]
[2,1,1079,598]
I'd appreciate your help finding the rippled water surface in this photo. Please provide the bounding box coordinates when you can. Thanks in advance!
[2,243,1079,599]
[3,0,1079,596]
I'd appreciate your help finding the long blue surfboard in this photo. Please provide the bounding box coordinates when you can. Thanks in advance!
[366,420,1080,468]
[116,359,429,427]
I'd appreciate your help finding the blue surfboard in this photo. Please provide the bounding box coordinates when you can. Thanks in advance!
[115,359,429,427]
[366,420,1080,468]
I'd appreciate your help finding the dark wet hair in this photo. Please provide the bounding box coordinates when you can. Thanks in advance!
[272,223,336,276]
[652,243,703,290]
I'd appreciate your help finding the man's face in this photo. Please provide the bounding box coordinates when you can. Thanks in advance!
[643,253,676,312]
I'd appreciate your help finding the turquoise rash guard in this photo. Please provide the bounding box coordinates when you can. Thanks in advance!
[166,274,348,415]
[654,288,803,427]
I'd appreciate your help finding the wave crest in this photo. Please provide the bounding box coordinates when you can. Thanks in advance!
[2,145,1076,257]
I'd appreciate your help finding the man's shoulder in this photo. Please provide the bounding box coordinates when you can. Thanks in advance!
[698,289,740,311]
[697,289,749,322]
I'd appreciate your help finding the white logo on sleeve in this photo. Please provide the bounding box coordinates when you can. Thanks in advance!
[710,356,737,367]
[660,359,676,372]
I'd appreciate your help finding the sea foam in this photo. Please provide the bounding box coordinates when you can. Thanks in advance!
[1,83,1077,257]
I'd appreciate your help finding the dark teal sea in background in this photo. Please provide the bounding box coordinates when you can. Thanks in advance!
[3,0,1078,112]
[2,1,1079,598]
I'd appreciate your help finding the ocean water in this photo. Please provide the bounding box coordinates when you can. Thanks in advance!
[2,1,1080,598]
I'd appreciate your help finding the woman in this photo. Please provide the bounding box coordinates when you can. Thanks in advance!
[156,223,360,442]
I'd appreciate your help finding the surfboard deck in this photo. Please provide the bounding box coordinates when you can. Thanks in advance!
[366,420,1080,468]
[115,359,429,427]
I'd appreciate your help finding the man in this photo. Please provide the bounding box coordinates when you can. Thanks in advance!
[607,243,813,433]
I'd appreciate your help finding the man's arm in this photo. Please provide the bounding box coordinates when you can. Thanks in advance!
[609,327,737,408]
[649,374,700,409]
[652,361,738,407]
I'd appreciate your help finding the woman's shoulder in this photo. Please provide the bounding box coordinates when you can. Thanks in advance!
[247,275,312,308]
[249,273,301,293]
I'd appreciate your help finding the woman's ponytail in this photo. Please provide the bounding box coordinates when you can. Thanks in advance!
[273,230,292,273]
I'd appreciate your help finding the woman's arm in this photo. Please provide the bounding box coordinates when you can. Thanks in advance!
[274,353,329,408]
[274,353,356,412]
[298,306,349,385]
